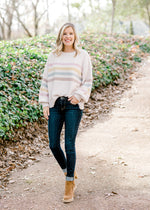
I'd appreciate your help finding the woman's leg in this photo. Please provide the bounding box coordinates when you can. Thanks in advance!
[64,109,83,181]
[48,107,67,172]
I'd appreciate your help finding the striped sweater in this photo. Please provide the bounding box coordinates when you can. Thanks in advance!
[39,49,93,110]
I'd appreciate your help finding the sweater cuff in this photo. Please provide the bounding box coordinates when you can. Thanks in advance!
[74,94,82,102]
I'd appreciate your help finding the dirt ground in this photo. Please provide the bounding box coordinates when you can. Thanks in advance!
[0,57,150,210]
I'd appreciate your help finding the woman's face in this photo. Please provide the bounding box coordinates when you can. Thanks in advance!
[62,27,75,48]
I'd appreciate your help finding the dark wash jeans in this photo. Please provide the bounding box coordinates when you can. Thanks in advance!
[48,97,83,180]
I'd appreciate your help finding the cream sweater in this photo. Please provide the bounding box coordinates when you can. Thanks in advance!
[39,49,93,110]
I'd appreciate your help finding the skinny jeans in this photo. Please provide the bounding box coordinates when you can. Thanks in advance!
[48,96,83,181]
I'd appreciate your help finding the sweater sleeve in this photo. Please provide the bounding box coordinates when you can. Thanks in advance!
[73,51,93,103]
[39,54,51,107]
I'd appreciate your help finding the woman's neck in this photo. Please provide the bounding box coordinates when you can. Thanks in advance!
[63,46,75,52]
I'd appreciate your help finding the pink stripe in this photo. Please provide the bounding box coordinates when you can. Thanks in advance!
[43,78,48,82]
[48,63,81,69]
[39,93,49,97]
[85,80,93,83]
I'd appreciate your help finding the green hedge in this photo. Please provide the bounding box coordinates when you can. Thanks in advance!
[0,33,150,140]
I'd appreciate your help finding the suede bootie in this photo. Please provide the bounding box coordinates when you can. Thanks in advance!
[63,181,74,203]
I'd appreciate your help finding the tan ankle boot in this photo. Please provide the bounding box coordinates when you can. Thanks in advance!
[63,181,74,203]
[73,180,76,191]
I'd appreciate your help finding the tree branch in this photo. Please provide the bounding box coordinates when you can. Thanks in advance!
[37,9,47,23]
[15,8,33,37]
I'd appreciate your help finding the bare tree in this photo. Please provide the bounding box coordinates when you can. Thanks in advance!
[146,3,150,29]
[14,0,33,37]
[0,12,6,40]
[45,0,50,33]
[5,5,13,39]
[97,0,101,11]
[67,0,71,22]
[140,0,150,29]
[0,0,15,39]
[89,0,94,13]
[13,0,47,37]
[111,0,116,34]
[32,0,47,36]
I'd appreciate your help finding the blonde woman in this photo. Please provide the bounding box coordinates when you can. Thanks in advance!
[39,23,93,203]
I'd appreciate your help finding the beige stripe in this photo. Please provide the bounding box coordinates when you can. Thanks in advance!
[48,67,81,75]
[40,87,48,92]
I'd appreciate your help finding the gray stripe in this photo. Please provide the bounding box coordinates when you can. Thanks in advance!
[41,82,48,88]
[48,72,81,80]
[84,83,92,87]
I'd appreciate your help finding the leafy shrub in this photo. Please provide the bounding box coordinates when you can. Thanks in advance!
[0,33,150,140]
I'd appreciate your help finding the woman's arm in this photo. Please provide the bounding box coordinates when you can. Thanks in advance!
[39,54,51,107]
[73,51,93,103]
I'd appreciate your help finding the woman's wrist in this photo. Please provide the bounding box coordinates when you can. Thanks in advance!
[42,103,49,108]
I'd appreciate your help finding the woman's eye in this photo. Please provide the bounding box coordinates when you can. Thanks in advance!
[63,32,73,36]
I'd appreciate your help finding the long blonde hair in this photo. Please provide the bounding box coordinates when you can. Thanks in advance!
[53,23,79,56]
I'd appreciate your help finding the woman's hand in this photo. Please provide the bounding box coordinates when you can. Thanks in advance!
[43,106,49,120]
[68,96,79,105]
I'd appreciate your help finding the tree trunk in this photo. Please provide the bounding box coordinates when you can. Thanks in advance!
[45,0,50,33]
[34,9,38,36]
[32,0,46,36]
[89,0,94,13]
[129,20,134,35]
[32,0,39,36]
[0,16,6,40]
[146,4,150,29]
[0,23,5,40]
[35,20,38,36]
[67,0,71,22]
[7,12,13,39]
[111,0,116,34]
[97,0,101,11]
[0,0,15,40]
